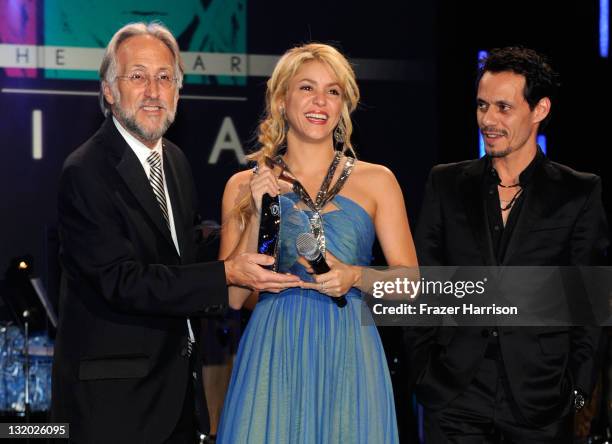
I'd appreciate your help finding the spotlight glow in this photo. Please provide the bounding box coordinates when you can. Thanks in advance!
[601,0,609,58]
[478,51,488,158]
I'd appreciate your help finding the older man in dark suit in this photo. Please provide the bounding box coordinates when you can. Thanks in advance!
[408,47,609,443]
[50,22,300,443]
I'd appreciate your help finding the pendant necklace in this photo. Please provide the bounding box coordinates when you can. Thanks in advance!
[274,151,354,253]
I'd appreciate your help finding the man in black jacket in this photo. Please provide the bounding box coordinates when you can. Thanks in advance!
[50,22,300,443]
[408,47,609,443]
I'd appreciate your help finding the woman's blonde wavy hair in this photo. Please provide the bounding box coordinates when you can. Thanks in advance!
[237,43,360,226]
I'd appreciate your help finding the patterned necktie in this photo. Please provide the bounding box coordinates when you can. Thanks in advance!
[146,150,170,229]
[147,151,193,356]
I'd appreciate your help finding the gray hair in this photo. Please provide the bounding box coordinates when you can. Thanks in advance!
[99,22,185,116]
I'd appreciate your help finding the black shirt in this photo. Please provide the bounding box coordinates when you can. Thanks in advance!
[484,148,544,264]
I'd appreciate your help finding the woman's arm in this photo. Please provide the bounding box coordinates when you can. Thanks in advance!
[371,164,418,268]
[302,162,418,298]
[220,165,287,306]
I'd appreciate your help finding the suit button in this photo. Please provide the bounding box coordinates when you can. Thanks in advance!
[492,330,498,337]
[481,329,489,338]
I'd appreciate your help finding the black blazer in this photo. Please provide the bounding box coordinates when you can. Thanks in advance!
[51,117,228,443]
[408,155,609,426]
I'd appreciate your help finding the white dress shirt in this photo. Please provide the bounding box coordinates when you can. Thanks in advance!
[113,117,181,255]
[113,117,195,344]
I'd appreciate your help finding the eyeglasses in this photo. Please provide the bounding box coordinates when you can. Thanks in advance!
[115,72,177,89]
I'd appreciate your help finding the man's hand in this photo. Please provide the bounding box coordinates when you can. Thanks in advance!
[224,253,302,308]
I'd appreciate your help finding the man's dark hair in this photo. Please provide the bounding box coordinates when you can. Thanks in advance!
[478,46,560,128]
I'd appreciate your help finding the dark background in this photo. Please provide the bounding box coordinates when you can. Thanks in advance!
[0,1,609,440]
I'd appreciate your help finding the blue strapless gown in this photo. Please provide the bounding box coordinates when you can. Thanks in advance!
[218,193,399,443]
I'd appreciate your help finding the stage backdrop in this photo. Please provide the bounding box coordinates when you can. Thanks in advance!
[0,0,436,300]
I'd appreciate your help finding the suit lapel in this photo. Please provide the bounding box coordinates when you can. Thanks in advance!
[103,118,176,248]
[458,159,497,265]
[502,158,555,264]
[163,144,189,259]
[500,188,535,265]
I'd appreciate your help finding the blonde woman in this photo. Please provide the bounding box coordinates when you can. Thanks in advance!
[217,43,417,443]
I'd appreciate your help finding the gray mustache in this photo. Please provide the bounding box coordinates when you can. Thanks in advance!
[140,102,166,109]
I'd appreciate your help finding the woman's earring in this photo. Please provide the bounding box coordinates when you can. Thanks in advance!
[334,124,345,145]
[280,107,289,134]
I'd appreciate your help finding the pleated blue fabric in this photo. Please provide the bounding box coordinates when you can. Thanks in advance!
[218,194,399,444]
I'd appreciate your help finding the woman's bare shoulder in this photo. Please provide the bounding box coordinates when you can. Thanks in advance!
[352,159,398,185]
[223,169,253,206]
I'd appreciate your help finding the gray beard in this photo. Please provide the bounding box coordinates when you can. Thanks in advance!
[114,104,174,143]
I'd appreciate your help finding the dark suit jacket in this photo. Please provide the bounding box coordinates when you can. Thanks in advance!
[51,117,228,443]
[407,155,609,426]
